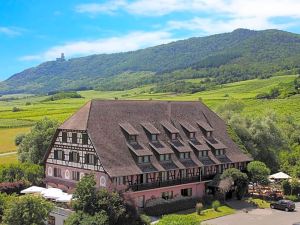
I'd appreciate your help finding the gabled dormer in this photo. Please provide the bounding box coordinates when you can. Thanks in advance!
[141,122,174,162]
[180,121,197,140]
[161,121,192,160]
[197,120,214,138]
[119,122,153,164]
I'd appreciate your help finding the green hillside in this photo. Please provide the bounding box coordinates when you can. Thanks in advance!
[2,29,300,94]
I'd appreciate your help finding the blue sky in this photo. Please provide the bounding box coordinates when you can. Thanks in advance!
[1,0,300,81]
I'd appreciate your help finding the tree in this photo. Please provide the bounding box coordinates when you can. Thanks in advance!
[65,211,108,225]
[17,117,59,164]
[216,98,245,121]
[2,195,53,225]
[247,161,270,185]
[221,168,248,200]
[68,174,145,225]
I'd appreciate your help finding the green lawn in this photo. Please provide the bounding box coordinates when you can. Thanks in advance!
[0,153,18,165]
[157,206,235,225]
[0,127,31,153]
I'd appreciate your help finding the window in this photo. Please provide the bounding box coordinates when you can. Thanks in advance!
[138,156,150,164]
[69,152,79,163]
[179,153,184,159]
[72,133,77,144]
[129,135,137,142]
[161,171,167,181]
[85,154,97,165]
[180,152,190,159]
[171,133,177,140]
[82,133,88,145]
[184,152,190,159]
[62,132,67,143]
[160,154,170,161]
[72,171,80,181]
[190,132,195,139]
[199,151,208,158]
[151,134,157,142]
[207,132,211,137]
[54,150,64,160]
[144,155,150,163]
[162,191,173,200]
[180,169,187,179]
[181,188,192,197]
[54,168,61,177]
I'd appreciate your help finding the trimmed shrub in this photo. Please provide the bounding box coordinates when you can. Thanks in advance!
[212,200,221,211]
[285,195,299,202]
[0,181,27,194]
[196,202,203,215]
[144,196,201,216]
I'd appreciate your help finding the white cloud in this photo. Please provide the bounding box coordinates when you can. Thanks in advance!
[19,31,174,61]
[167,16,294,35]
[75,1,127,15]
[0,26,22,37]
[74,0,300,32]
[74,0,300,18]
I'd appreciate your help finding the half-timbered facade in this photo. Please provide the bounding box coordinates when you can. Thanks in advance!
[44,100,251,208]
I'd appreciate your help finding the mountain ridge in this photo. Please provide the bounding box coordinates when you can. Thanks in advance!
[1,28,300,94]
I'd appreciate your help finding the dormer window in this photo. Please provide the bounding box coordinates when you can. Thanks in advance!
[215,149,225,156]
[159,154,170,161]
[199,150,208,158]
[189,132,195,139]
[129,135,137,143]
[197,121,214,137]
[151,134,158,142]
[179,152,190,159]
[172,133,178,140]
[207,132,211,137]
[138,155,150,164]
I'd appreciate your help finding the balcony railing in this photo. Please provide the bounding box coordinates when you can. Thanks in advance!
[129,174,216,191]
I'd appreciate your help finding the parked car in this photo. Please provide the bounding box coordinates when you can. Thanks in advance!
[270,200,295,212]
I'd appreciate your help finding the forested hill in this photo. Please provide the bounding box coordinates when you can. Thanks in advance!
[2,28,300,94]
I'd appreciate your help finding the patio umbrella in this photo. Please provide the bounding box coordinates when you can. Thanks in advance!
[56,194,73,203]
[21,186,46,194]
[41,188,64,199]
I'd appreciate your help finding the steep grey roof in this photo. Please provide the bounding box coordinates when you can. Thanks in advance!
[59,100,252,177]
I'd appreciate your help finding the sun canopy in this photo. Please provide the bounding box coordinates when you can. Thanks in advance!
[21,186,46,194]
[56,194,73,203]
[269,172,291,180]
[41,188,64,199]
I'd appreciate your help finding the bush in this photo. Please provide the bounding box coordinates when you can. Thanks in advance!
[282,180,291,195]
[140,214,151,225]
[25,102,31,105]
[212,200,221,211]
[0,181,27,194]
[285,195,299,202]
[144,196,201,216]
[12,107,21,112]
[196,202,203,215]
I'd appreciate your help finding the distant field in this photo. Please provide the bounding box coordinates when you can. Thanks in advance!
[0,153,18,165]
[0,127,31,153]
[0,75,298,163]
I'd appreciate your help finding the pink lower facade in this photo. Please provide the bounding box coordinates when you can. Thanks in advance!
[45,163,207,208]
[128,182,206,207]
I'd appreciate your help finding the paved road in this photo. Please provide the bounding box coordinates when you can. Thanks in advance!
[0,151,17,157]
[206,203,300,225]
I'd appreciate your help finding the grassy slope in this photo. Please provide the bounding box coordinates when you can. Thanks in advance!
[0,75,298,161]
[0,127,31,153]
